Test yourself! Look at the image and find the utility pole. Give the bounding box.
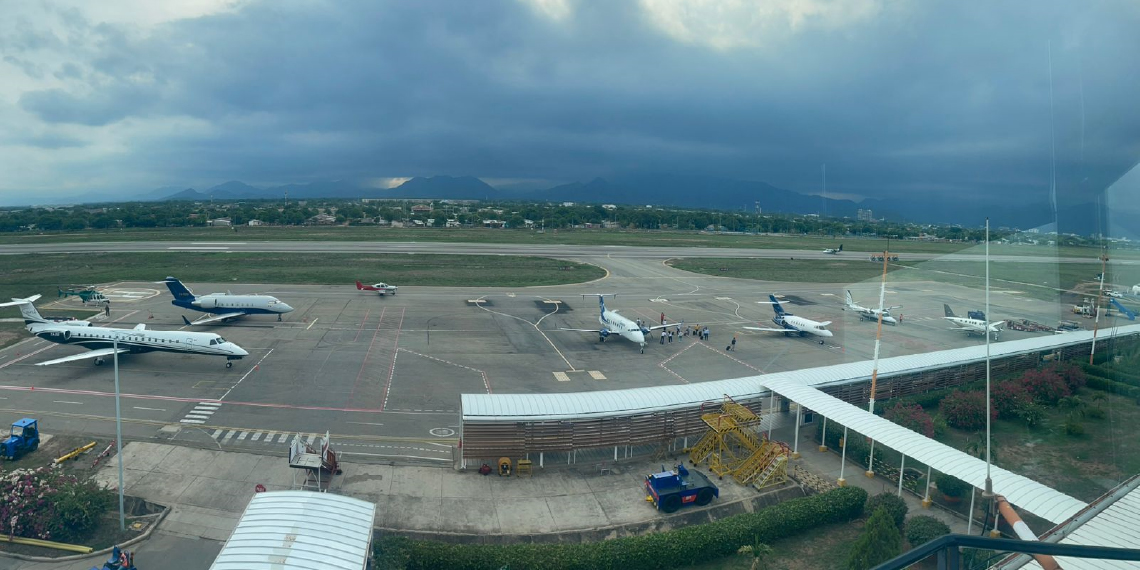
[864,235,893,478]
[114,337,125,531]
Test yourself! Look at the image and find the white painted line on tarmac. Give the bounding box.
[168,247,229,250]
[222,430,236,442]
[180,419,205,424]
[191,242,247,245]
[133,406,167,412]
[251,432,263,441]
[277,433,288,443]
[53,400,83,405]
[264,431,276,442]
[211,429,223,438]
[347,421,386,427]
[195,402,221,408]
[237,431,248,440]
[306,318,318,330]
[339,451,449,462]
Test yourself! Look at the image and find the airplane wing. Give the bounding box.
[643,323,676,331]
[184,312,249,326]
[34,347,129,367]
[991,321,1006,329]
[818,321,832,327]
[558,327,604,333]
[743,326,792,332]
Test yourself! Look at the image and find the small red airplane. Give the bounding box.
[356,281,398,296]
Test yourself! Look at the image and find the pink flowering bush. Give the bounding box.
[0,466,114,541]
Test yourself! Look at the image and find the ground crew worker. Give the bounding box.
[660,312,665,324]
[660,332,665,345]
[730,335,737,351]
[104,301,111,317]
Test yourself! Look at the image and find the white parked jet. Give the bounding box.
[844,290,899,325]
[823,244,843,255]
[943,304,1003,341]
[559,294,671,354]
[0,295,248,367]
[165,277,294,325]
[746,295,834,342]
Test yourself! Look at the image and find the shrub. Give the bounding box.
[992,381,1031,419]
[866,492,908,530]
[884,402,934,438]
[392,486,869,570]
[1014,402,1045,429]
[935,472,970,499]
[0,465,114,541]
[939,391,994,430]
[905,515,951,548]
[846,507,902,570]
[1087,406,1106,420]
[1020,369,1070,405]
[1053,363,1087,392]
[1064,415,1086,437]
[931,414,948,437]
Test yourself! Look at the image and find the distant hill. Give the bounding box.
[387,176,498,200]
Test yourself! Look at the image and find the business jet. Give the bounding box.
[164,277,294,325]
[823,244,843,255]
[0,295,248,367]
[559,294,672,354]
[943,304,1003,340]
[745,295,834,343]
[844,290,899,325]
[356,281,398,296]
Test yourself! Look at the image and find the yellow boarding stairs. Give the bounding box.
[687,398,788,487]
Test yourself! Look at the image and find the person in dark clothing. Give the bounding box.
[104,302,111,317]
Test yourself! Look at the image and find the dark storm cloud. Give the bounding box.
[12,0,1140,206]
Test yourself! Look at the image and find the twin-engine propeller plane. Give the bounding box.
[943,304,1003,341]
[745,295,834,343]
[823,244,843,255]
[844,290,899,325]
[0,295,248,367]
[356,281,398,296]
[164,277,293,325]
[560,294,672,354]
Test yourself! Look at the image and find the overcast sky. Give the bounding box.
[1,0,1138,208]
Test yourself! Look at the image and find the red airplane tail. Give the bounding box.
[355,281,364,290]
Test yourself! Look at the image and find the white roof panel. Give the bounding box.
[210,490,377,570]
[761,378,1086,525]
[463,325,1140,421]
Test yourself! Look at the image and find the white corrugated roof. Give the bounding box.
[209,490,377,570]
[1017,476,1140,569]
[761,378,1086,525]
[462,324,1140,421]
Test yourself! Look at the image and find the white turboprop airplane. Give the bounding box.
[943,304,1003,340]
[745,295,834,343]
[823,244,843,255]
[844,290,899,325]
[559,294,672,354]
[0,295,249,367]
[164,277,294,325]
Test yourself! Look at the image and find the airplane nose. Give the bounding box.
[281,304,294,313]
[228,343,249,356]
[821,330,834,337]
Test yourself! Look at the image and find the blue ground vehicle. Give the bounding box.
[90,546,137,570]
[644,464,719,513]
[1,418,40,460]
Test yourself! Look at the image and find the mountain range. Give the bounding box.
[138,174,1103,233]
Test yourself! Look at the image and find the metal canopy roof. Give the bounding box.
[761,377,1085,525]
[462,324,1140,422]
[209,490,377,570]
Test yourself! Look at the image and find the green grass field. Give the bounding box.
[0,252,605,350]
[667,258,1140,303]
[1,225,1127,259]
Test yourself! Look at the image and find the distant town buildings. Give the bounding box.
[857,209,874,222]
[207,218,232,226]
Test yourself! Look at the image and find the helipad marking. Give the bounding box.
[553,371,571,382]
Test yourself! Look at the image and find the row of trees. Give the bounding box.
[0,197,1056,242]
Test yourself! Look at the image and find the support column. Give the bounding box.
[767,392,776,440]
[614,446,618,461]
[922,466,932,508]
[819,417,828,452]
[865,439,876,478]
[967,487,977,535]
[539,452,544,468]
[792,404,802,459]
[897,455,906,496]
[838,426,849,487]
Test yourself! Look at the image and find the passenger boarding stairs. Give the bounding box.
[687,398,788,486]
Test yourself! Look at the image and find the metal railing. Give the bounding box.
[873,534,1140,570]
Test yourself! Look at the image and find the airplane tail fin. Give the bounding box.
[839,244,843,252]
[581,293,614,315]
[182,315,194,326]
[845,290,854,307]
[769,294,786,316]
[58,288,65,298]
[164,277,195,301]
[944,304,956,318]
[0,295,46,324]
[356,281,364,290]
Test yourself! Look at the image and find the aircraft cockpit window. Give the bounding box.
[216,337,227,344]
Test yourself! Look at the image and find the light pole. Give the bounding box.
[983,218,993,499]
[114,337,125,531]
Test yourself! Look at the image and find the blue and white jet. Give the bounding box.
[745,295,835,343]
[164,277,294,326]
[560,294,672,354]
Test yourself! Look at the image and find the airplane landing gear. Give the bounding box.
[226,361,233,368]
[819,340,825,345]
[277,314,282,322]
[94,357,105,366]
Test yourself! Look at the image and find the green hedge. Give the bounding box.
[1083,363,1140,389]
[375,486,868,570]
[905,379,986,410]
[1085,374,1140,399]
